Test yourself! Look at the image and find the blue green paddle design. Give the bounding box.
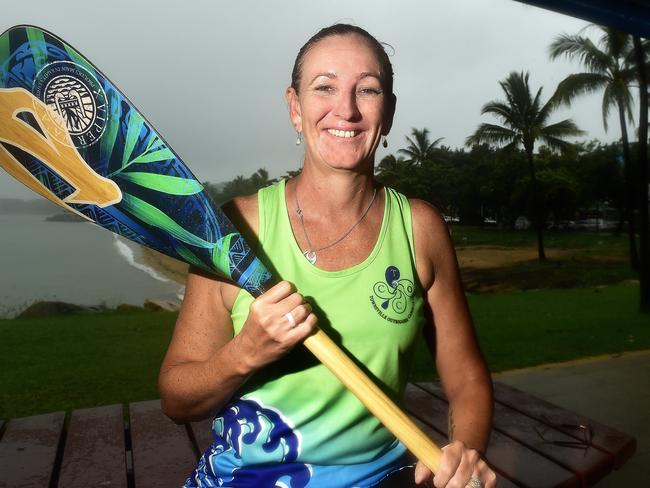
[0,24,271,296]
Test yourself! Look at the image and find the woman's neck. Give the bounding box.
[293,165,376,219]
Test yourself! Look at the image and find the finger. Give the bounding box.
[260,280,296,303]
[473,462,497,488]
[433,444,461,488]
[288,302,312,326]
[413,461,432,485]
[276,291,304,314]
[449,449,481,488]
[287,312,318,341]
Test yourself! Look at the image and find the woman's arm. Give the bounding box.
[159,195,317,424]
[158,269,250,423]
[410,199,495,487]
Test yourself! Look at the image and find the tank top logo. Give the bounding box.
[369,265,415,324]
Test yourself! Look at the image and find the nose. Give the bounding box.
[334,89,361,121]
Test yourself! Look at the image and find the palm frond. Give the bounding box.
[549,34,611,73]
[550,73,609,107]
[466,123,519,148]
[600,27,632,60]
[539,135,576,154]
[601,82,616,131]
[481,101,514,124]
[541,119,585,139]
[426,137,445,154]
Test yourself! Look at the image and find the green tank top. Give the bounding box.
[229,179,426,466]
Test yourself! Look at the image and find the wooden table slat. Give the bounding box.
[0,381,637,488]
[410,383,581,488]
[130,400,197,488]
[494,382,637,468]
[0,411,65,488]
[189,417,214,455]
[492,401,612,487]
[58,404,127,488]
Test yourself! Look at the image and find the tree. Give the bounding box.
[466,71,584,261]
[205,168,274,204]
[633,35,650,312]
[549,26,639,268]
[397,128,444,165]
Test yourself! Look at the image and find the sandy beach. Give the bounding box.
[139,247,189,285]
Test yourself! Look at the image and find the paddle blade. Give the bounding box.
[0,24,272,296]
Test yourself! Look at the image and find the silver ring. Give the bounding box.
[467,478,484,488]
[284,311,296,328]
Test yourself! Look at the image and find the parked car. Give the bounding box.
[482,217,497,226]
[574,218,618,231]
[514,216,530,230]
[443,215,460,223]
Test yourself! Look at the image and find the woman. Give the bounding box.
[159,24,495,488]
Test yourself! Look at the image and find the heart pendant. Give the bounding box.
[303,250,317,265]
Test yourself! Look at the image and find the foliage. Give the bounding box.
[465,71,584,154]
[397,128,444,165]
[376,135,630,230]
[549,26,636,131]
[204,168,275,205]
[464,71,584,260]
[549,25,644,272]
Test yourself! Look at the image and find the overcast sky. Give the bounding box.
[0,0,626,199]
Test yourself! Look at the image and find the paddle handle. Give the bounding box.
[303,328,442,472]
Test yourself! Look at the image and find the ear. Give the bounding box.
[382,93,397,136]
[286,86,302,133]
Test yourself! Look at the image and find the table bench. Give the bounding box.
[0,382,636,487]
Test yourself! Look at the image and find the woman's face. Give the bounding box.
[287,34,394,173]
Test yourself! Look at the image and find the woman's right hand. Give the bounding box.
[235,280,318,371]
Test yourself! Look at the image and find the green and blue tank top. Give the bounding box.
[185,179,426,488]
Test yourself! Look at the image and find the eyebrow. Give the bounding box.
[309,71,383,85]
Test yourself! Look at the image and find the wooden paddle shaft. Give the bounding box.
[303,328,442,472]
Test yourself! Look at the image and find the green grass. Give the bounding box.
[451,225,629,254]
[0,310,176,420]
[2,285,648,420]
[410,283,650,379]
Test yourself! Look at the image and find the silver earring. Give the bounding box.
[382,135,388,148]
[295,132,302,146]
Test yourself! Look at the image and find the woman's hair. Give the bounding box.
[290,24,394,96]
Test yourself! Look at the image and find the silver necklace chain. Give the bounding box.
[294,178,378,265]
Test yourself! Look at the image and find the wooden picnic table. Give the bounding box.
[0,381,636,487]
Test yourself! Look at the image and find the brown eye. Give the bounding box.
[359,87,382,96]
[315,85,335,93]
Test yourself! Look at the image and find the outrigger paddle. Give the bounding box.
[0,25,442,471]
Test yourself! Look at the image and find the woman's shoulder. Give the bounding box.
[222,192,260,242]
[407,197,456,290]
[222,180,285,242]
[408,198,450,244]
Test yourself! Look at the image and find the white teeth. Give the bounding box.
[328,129,358,138]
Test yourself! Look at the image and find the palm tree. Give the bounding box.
[375,153,407,188]
[549,26,639,268]
[398,128,444,165]
[466,71,584,261]
[633,35,650,312]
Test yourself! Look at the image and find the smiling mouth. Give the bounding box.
[327,129,359,138]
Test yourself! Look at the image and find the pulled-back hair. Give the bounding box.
[290,24,394,96]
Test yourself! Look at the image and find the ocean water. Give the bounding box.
[0,213,185,318]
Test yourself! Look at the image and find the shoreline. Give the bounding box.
[137,246,189,286]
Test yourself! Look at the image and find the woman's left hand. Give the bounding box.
[413,441,497,488]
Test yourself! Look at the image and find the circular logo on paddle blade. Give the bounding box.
[33,61,107,148]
